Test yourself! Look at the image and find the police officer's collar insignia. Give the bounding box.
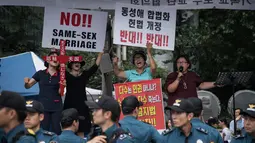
[196,139,203,143]
[173,99,181,106]
[26,101,33,107]
[196,127,208,134]
[43,131,55,136]
[162,128,174,136]
[27,129,35,135]
[119,134,127,140]
[234,134,244,139]
[39,141,46,143]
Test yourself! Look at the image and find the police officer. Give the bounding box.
[58,108,86,143]
[0,90,36,143]
[119,95,163,143]
[163,98,211,142]
[188,97,224,143]
[86,96,134,143]
[231,101,255,143]
[24,100,59,143]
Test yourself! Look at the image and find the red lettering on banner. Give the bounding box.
[137,32,143,44]
[129,31,136,43]
[146,33,154,43]
[155,34,162,47]
[163,35,169,47]
[120,30,128,42]
[60,12,92,28]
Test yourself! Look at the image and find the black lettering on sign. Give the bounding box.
[131,0,140,5]
[81,32,97,40]
[52,29,77,38]
[51,38,97,49]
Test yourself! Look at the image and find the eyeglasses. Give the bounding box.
[177,62,188,64]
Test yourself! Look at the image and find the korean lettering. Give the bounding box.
[137,9,144,18]
[163,12,170,21]
[219,0,229,4]
[122,7,128,16]
[74,56,80,62]
[138,108,143,117]
[131,0,140,5]
[155,11,162,20]
[167,0,176,5]
[149,106,156,116]
[120,30,128,42]
[137,20,143,29]
[129,8,137,17]
[119,85,129,95]
[138,95,147,104]
[204,0,213,4]
[129,19,136,28]
[155,34,163,46]
[46,56,51,61]
[146,33,154,43]
[178,0,188,4]
[155,22,161,31]
[148,10,155,20]
[143,107,149,116]
[133,84,143,94]
[141,0,151,5]
[153,0,161,6]
[147,21,154,30]
[128,31,136,44]
[193,0,203,5]
[230,0,242,5]
[69,57,74,61]
[52,56,57,61]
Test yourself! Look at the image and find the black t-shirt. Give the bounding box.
[32,69,62,111]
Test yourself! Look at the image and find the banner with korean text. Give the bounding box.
[114,79,165,130]
[1,0,255,10]
[113,3,177,50]
[42,7,108,52]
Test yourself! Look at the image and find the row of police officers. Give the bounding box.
[0,90,255,143]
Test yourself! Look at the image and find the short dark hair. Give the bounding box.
[235,108,242,112]
[103,109,119,122]
[6,108,27,123]
[193,111,202,118]
[175,55,192,69]
[61,120,78,129]
[219,118,229,127]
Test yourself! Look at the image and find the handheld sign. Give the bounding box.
[43,40,83,96]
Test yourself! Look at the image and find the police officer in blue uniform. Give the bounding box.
[163,98,211,143]
[86,96,134,143]
[24,100,59,143]
[231,101,255,143]
[188,97,224,143]
[0,91,36,143]
[119,95,163,143]
[58,108,86,143]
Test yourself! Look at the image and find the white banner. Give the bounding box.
[0,0,255,10]
[113,3,176,50]
[42,7,108,52]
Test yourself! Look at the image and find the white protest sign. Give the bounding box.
[42,7,108,52]
[1,0,255,10]
[113,3,177,50]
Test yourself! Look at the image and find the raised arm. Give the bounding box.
[24,77,37,89]
[146,42,156,75]
[112,56,127,79]
[166,72,183,93]
[85,52,103,78]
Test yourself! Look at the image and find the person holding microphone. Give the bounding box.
[164,55,217,106]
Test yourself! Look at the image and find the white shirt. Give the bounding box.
[222,127,232,142]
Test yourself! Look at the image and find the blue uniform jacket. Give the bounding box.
[162,124,211,143]
[104,123,134,143]
[35,128,59,143]
[59,130,85,143]
[119,116,163,143]
[191,118,224,143]
[230,132,255,143]
[6,124,36,143]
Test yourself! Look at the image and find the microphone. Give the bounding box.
[179,66,183,72]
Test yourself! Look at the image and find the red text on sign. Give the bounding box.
[120,30,143,44]
[146,33,169,47]
[60,12,92,28]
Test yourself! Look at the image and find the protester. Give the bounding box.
[163,98,211,142]
[230,101,255,143]
[24,49,62,134]
[229,108,244,134]
[24,100,59,142]
[0,91,36,143]
[120,95,163,143]
[113,43,156,82]
[208,117,219,128]
[86,96,134,143]
[164,55,218,106]
[188,97,224,143]
[64,52,103,138]
[219,118,232,143]
[59,108,86,143]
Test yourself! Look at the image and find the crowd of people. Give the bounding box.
[0,43,254,143]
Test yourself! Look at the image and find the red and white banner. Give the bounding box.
[42,7,108,52]
[113,3,176,50]
[114,79,165,130]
